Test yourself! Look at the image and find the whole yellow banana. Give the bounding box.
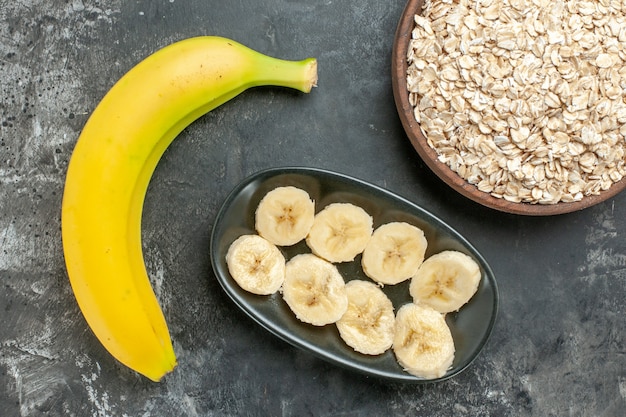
[61,36,317,381]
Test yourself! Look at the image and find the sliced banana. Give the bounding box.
[282,253,348,326]
[305,202,373,263]
[226,234,286,295]
[361,222,428,285]
[393,303,455,379]
[336,280,395,355]
[409,250,481,313]
[255,186,315,246]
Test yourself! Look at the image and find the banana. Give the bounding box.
[255,186,315,246]
[336,280,395,355]
[361,222,428,285]
[61,36,318,381]
[305,203,373,263]
[281,254,348,326]
[226,235,286,295]
[392,303,455,379]
[409,250,481,314]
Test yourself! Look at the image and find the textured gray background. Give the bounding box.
[1,0,625,416]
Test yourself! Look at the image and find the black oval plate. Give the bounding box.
[210,167,498,382]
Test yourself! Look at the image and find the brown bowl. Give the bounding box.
[391,0,626,216]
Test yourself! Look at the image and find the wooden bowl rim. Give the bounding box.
[391,0,626,216]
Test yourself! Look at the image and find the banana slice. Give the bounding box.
[336,280,395,355]
[306,202,373,263]
[409,250,481,313]
[361,222,428,285]
[225,234,286,295]
[255,186,315,246]
[282,253,348,326]
[393,303,455,379]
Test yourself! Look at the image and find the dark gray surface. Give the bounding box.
[0,1,624,416]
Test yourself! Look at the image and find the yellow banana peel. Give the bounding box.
[61,36,317,381]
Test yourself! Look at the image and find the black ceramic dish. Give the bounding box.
[210,167,498,382]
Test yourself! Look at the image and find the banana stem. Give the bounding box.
[249,54,318,93]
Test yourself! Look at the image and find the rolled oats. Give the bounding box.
[407,0,626,204]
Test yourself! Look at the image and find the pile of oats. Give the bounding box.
[407,0,626,204]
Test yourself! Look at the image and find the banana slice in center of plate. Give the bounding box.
[281,253,348,326]
[306,202,373,263]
